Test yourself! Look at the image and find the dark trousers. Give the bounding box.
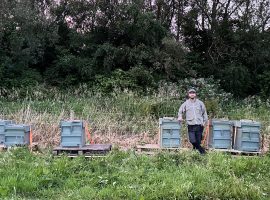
[188,125,206,154]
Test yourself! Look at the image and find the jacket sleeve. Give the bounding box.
[178,102,186,121]
[201,102,208,124]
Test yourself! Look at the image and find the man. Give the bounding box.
[178,89,208,154]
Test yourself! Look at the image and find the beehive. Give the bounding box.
[60,120,85,147]
[159,117,181,148]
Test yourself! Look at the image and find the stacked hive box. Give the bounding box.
[159,117,181,148]
[208,120,232,149]
[4,125,31,147]
[207,119,261,152]
[233,120,261,152]
[53,120,112,156]
[60,120,85,147]
[0,120,14,145]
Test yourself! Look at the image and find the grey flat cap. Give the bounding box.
[188,88,196,93]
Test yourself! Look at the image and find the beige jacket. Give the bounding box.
[178,99,208,125]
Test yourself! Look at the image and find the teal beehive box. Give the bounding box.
[233,120,261,152]
[0,120,14,144]
[159,117,181,148]
[208,119,232,149]
[60,120,85,147]
[4,124,30,146]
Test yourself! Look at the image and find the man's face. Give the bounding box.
[188,92,196,99]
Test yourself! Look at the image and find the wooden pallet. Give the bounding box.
[136,144,160,155]
[0,143,39,151]
[136,144,188,155]
[136,145,262,156]
[208,148,262,156]
[52,144,112,157]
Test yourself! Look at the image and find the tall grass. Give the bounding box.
[0,80,270,148]
[0,80,270,199]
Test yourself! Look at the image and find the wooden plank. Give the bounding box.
[66,155,107,158]
[136,151,156,156]
[136,144,160,150]
[52,144,112,157]
[136,144,190,150]
[209,148,262,155]
[54,144,112,151]
[160,147,182,150]
[208,148,233,152]
[53,155,106,158]
[136,144,189,156]
[82,144,112,151]
[230,150,262,155]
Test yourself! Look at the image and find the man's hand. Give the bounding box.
[178,119,184,124]
[203,120,209,127]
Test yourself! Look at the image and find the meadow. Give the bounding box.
[0,80,269,149]
[0,79,270,199]
[0,148,270,200]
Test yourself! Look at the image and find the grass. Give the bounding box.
[0,148,269,200]
[0,80,270,199]
[0,83,270,148]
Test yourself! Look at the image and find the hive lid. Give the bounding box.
[159,117,178,124]
[60,120,85,127]
[0,120,14,125]
[5,124,30,132]
[233,120,261,127]
[211,119,232,125]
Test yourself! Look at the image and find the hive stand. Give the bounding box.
[52,144,112,157]
[208,148,262,156]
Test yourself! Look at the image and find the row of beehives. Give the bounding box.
[159,117,261,152]
[0,120,87,148]
[0,118,261,152]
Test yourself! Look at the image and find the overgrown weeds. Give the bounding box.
[0,80,270,148]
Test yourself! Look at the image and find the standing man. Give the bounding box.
[178,89,208,154]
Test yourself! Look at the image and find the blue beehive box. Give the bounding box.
[208,120,232,149]
[159,117,181,148]
[233,120,261,152]
[60,120,85,147]
[4,124,31,147]
[0,120,14,144]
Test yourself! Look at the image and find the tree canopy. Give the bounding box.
[0,0,270,97]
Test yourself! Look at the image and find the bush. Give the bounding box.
[93,68,155,94]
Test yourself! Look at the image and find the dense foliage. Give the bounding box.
[0,0,270,97]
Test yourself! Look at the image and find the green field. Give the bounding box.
[0,82,270,199]
[1,0,270,199]
[0,149,269,200]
